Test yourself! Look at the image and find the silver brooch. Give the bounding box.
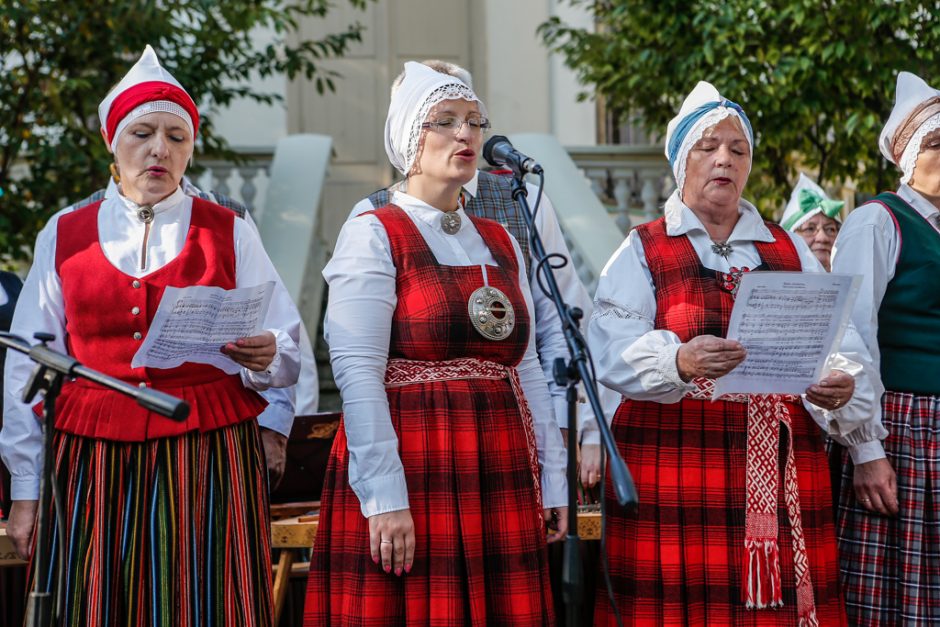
[440,211,461,235]
[711,241,733,258]
[137,205,155,224]
[468,286,515,341]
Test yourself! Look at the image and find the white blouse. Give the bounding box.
[581,191,887,464]
[349,170,593,430]
[325,191,567,518]
[0,187,302,500]
[831,184,940,373]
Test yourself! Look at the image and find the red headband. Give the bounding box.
[105,81,199,144]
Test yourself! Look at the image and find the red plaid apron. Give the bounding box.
[594,219,845,626]
[305,206,554,626]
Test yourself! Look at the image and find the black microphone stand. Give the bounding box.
[0,331,189,627]
[505,173,637,626]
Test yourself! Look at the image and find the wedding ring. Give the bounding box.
[380,540,393,544]
[860,497,871,502]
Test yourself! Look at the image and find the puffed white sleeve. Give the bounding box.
[233,219,302,390]
[0,218,67,500]
[789,231,888,464]
[323,215,409,517]
[507,229,567,509]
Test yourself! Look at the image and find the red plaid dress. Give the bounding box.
[304,205,554,626]
[595,218,845,626]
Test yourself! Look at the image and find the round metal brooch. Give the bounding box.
[468,286,515,341]
[137,205,155,224]
[440,211,461,235]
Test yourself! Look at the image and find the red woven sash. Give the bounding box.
[686,378,818,626]
[384,357,543,510]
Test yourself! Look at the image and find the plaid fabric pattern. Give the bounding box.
[304,205,554,625]
[635,217,801,341]
[368,170,532,275]
[30,421,273,626]
[596,223,845,625]
[835,391,940,626]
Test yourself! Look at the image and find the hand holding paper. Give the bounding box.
[220,331,277,372]
[131,282,275,374]
[713,271,860,397]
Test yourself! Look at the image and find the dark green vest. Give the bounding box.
[367,170,532,276]
[874,192,940,395]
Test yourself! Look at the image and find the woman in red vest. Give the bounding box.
[0,46,301,626]
[581,81,885,626]
[303,62,567,625]
[831,70,940,625]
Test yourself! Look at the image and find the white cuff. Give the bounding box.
[658,343,690,389]
[540,467,568,509]
[848,439,887,465]
[354,472,410,518]
[11,474,40,501]
[553,396,572,431]
[256,400,294,437]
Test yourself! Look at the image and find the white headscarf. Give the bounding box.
[879,71,940,185]
[383,61,484,176]
[664,81,754,195]
[98,45,197,152]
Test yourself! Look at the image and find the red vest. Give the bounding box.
[49,197,267,441]
[635,218,802,340]
[370,205,530,366]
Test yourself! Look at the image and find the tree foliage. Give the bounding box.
[0,0,368,263]
[540,0,940,214]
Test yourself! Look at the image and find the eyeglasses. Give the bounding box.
[421,116,491,136]
[796,223,839,237]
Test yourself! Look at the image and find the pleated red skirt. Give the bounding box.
[304,375,554,626]
[595,397,846,626]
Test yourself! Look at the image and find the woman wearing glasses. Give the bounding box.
[303,62,567,625]
[781,173,844,271]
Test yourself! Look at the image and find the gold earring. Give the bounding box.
[109,163,121,183]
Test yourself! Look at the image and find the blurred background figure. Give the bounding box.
[781,173,844,271]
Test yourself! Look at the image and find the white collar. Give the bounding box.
[462,170,480,199]
[898,184,940,221]
[663,189,774,242]
[391,190,469,234]
[115,185,187,217]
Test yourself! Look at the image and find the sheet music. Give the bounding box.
[713,272,860,397]
[131,282,275,374]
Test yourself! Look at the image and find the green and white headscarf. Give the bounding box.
[780,173,843,232]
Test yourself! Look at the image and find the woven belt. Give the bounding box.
[385,357,543,511]
[686,378,818,626]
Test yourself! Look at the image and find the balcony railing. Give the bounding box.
[566,144,673,233]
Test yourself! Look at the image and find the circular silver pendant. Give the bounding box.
[137,205,155,224]
[440,211,461,235]
[468,286,515,341]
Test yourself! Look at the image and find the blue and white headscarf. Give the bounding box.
[664,81,754,195]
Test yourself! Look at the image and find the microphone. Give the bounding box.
[482,135,543,175]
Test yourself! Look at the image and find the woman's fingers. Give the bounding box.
[580,444,601,487]
[220,331,276,371]
[380,536,394,573]
[368,509,415,576]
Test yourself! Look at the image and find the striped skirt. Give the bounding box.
[32,420,273,627]
[597,397,845,626]
[836,390,940,626]
[304,371,554,626]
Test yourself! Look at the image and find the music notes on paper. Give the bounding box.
[131,282,275,374]
[713,272,860,397]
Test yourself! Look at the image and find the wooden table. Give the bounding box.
[0,526,25,568]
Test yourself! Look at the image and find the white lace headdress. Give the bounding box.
[384,61,485,176]
[879,71,940,185]
[664,81,754,195]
